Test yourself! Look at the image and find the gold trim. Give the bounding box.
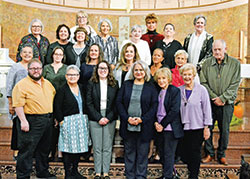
[27,0,234,11]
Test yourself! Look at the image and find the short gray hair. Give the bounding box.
[126,60,151,82]
[174,49,188,59]
[193,15,207,26]
[28,19,44,33]
[213,39,227,49]
[98,19,113,32]
[66,65,80,74]
[179,63,197,77]
[131,25,142,33]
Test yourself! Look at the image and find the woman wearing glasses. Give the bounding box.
[86,61,119,179]
[16,19,49,64]
[54,65,89,179]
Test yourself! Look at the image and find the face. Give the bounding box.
[53,49,64,63]
[131,27,142,40]
[212,41,226,61]
[152,49,164,64]
[195,17,205,33]
[164,24,175,37]
[133,64,145,81]
[59,26,69,40]
[76,31,86,42]
[66,69,80,84]
[157,74,169,90]
[28,62,43,81]
[175,54,187,68]
[98,62,109,80]
[124,45,135,62]
[182,69,195,86]
[146,20,157,31]
[77,14,88,26]
[89,45,100,60]
[20,47,33,62]
[31,21,42,35]
[100,21,110,35]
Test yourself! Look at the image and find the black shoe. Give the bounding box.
[104,176,110,179]
[36,172,56,179]
[72,171,87,179]
[94,176,101,179]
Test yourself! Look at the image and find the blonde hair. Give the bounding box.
[179,63,197,77]
[154,67,172,84]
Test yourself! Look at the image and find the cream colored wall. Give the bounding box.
[0,1,247,60]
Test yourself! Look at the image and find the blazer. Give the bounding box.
[116,80,158,142]
[86,80,119,122]
[159,85,184,139]
[53,83,87,122]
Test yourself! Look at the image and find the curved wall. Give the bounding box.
[0,1,247,59]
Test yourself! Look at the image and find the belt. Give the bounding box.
[26,113,53,118]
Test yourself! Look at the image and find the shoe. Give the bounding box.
[36,172,56,178]
[104,176,110,179]
[94,176,101,179]
[202,155,214,163]
[218,157,228,165]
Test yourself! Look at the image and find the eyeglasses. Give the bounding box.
[66,74,79,77]
[32,25,41,28]
[54,53,64,56]
[28,67,42,71]
[98,67,108,71]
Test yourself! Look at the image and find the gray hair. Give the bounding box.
[193,15,207,26]
[174,49,188,59]
[131,25,142,33]
[213,39,227,49]
[66,65,80,74]
[28,19,44,33]
[179,63,197,77]
[126,60,151,82]
[98,19,113,32]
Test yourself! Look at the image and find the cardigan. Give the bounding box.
[53,83,87,122]
[64,44,89,66]
[158,85,184,139]
[86,80,119,122]
[116,80,158,142]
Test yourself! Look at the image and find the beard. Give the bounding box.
[28,72,42,81]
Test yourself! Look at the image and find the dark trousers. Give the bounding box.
[158,131,178,179]
[62,152,81,177]
[11,116,18,150]
[181,129,203,179]
[50,124,59,158]
[124,134,150,179]
[16,114,53,179]
[204,103,234,159]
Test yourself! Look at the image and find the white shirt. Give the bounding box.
[100,79,107,110]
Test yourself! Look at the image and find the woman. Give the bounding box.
[179,63,212,179]
[154,68,184,179]
[65,27,89,67]
[154,23,183,69]
[150,48,165,76]
[6,45,33,160]
[92,19,118,69]
[54,65,89,179]
[114,43,140,87]
[46,24,73,65]
[43,46,67,161]
[16,19,49,64]
[120,25,151,66]
[70,10,97,44]
[79,43,103,89]
[116,60,158,179]
[183,15,213,69]
[86,61,119,179]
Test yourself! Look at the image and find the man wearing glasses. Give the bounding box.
[12,59,56,179]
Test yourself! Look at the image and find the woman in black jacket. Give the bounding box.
[86,61,119,179]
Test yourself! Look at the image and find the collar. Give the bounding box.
[211,53,228,66]
[146,30,158,35]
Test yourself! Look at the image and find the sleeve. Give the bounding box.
[6,66,16,97]
[53,88,65,122]
[201,86,213,126]
[116,83,129,122]
[12,83,26,108]
[144,41,152,66]
[160,88,181,128]
[112,38,119,65]
[16,37,26,62]
[204,36,214,59]
[106,84,119,122]
[45,45,53,65]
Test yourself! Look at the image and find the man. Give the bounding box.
[141,13,164,54]
[200,39,241,165]
[12,59,56,178]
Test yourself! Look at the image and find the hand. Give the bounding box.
[128,117,136,125]
[54,119,58,127]
[9,105,15,115]
[212,97,225,106]
[21,119,29,132]
[99,118,109,126]
[155,122,163,132]
[203,127,210,140]
[135,117,142,125]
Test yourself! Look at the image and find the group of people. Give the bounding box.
[6,10,241,179]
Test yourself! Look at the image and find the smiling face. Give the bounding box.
[124,45,135,62]
[76,31,86,42]
[100,21,110,35]
[164,24,175,38]
[195,17,205,34]
[77,13,88,26]
[59,26,69,41]
[31,21,42,36]
[182,69,195,86]
[146,20,157,31]
[20,46,33,62]
[131,27,142,41]
[98,62,109,80]
[66,69,80,85]
[175,54,187,68]
[152,49,164,65]
[157,74,169,90]
[89,45,100,60]
[28,62,43,81]
[133,64,145,81]
[53,49,64,63]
